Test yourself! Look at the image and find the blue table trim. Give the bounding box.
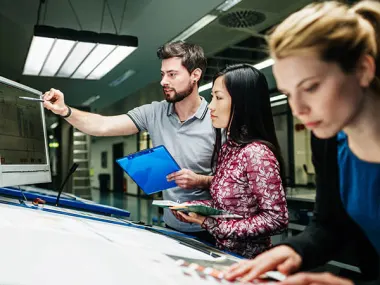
[0,197,188,238]
[0,187,130,217]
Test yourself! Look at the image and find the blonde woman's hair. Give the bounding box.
[269,0,380,92]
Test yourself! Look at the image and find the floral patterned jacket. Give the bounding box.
[190,140,288,258]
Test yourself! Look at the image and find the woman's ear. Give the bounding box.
[356,54,376,88]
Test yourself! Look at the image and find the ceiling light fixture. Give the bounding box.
[270,94,287,102]
[216,0,243,12]
[171,14,218,42]
[271,100,287,107]
[253,58,274,70]
[82,95,101,106]
[170,0,242,43]
[50,122,59,129]
[199,82,213,93]
[199,58,274,93]
[109,69,136,87]
[23,25,138,80]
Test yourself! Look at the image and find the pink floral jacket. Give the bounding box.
[191,140,288,258]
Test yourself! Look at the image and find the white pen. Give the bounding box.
[19,96,45,102]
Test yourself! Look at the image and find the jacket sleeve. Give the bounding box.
[281,134,349,270]
[201,146,288,240]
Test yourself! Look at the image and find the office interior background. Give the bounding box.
[0,0,357,242]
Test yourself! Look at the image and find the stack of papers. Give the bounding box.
[152,200,243,218]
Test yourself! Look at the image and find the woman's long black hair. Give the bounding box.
[211,64,286,183]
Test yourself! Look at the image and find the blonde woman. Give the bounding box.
[225,1,380,285]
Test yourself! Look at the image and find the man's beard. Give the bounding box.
[164,81,196,103]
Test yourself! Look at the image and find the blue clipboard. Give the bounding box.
[116,145,181,194]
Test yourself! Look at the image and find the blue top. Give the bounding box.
[337,132,380,254]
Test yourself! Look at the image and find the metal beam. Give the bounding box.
[230,45,268,53]
[209,56,257,64]
[205,65,220,69]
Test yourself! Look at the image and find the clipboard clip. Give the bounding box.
[128,148,154,159]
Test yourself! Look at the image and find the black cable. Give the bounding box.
[43,0,48,24]
[67,0,83,30]
[55,163,78,206]
[18,185,28,202]
[105,0,118,34]
[119,0,128,34]
[100,0,106,33]
[36,0,44,25]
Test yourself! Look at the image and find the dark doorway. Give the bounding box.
[112,143,124,193]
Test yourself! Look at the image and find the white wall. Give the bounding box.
[90,135,138,195]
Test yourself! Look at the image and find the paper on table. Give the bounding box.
[0,203,234,285]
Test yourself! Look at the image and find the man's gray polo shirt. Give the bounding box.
[127,98,215,232]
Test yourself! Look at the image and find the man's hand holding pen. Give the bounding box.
[42,88,68,116]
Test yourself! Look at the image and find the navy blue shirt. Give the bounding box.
[338,132,380,254]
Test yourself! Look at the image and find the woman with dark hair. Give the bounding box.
[172,64,288,258]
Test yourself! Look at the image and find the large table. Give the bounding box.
[0,191,248,285]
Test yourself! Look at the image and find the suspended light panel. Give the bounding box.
[23,25,138,80]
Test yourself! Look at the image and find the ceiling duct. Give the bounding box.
[219,10,266,29]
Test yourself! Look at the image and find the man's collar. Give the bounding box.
[167,97,208,120]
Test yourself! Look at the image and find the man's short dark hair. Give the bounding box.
[157,41,207,86]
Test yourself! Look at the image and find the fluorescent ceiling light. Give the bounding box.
[23,37,54,75]
[171,14,217,42]
[271,100,287,107]
[253,58,274,70]
[72,44,115,79]
[74,132,86,137]
[199,58,274,93]
[82,95,100,106]
[50,122,58,129]
[109,69,136,87]
[270,94,287,102]
[23,25,138,80]
[89,47,136,80]
[40,39,75,76]
[199,82,213,93]
[57,42,96,78]
[216,0,243,12]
